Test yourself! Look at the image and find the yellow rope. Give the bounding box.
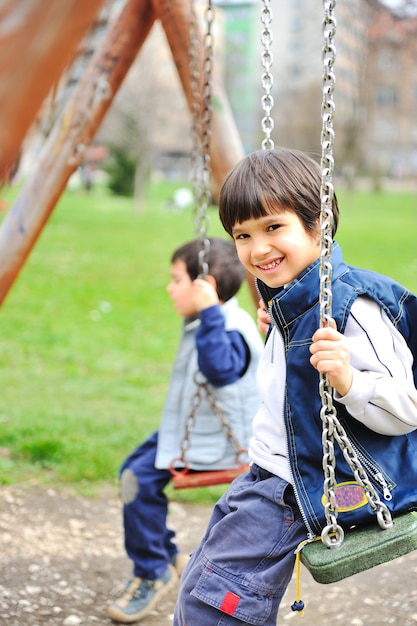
[292,536,328,615]
[291,545,305,615]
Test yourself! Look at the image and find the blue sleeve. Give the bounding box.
[195,304,250,387]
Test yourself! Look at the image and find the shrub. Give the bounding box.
[104,146,136,196]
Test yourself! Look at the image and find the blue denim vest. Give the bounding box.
[257,243,417,537]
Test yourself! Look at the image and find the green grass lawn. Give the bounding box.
[0,181,416,501]
[336,188,417,292]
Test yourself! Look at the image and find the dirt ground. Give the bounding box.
[1,484,417,626]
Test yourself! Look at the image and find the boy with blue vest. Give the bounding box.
[174,148,417,625]
[108,237,263,623]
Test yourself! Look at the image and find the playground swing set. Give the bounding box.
[168,0,417,596]
[1,0,417,597]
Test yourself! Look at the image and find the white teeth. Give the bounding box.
[260,260,280,270]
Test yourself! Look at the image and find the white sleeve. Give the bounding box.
[335,295,417,435]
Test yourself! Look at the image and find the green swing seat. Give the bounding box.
[300,511,417,584]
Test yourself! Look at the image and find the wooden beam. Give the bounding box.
[0,0,106,175]
[150,0,244,190]
[0,0,246,308]
[150,0,257,305]
[0,0,155,306]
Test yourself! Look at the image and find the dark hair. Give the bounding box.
[219,148,339,238]
[171,237,246,302]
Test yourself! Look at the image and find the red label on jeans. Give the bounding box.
[220,591,240,615]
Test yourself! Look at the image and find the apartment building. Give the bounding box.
[364,6,417,175]
[93,0,417,179]
[218,0,417,176]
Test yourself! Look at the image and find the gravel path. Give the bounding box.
[1,485,417,625]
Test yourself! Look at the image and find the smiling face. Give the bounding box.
[232,209,321,288]
[219,150,340,288]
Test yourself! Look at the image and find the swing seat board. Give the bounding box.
[300,511,417,584]
[172,465,249,489]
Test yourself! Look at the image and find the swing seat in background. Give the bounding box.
[170,463,249,489]
[300,511,417,584]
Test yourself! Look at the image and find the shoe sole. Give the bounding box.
[108,565,178,623]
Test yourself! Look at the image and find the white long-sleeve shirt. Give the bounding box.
[249,295,417,484]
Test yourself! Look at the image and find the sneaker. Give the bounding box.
[108,564,178,623]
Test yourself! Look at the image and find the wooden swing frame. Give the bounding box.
[0,0,245,309]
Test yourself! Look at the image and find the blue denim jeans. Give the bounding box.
[174,465,308,625]
[120,431,176,579]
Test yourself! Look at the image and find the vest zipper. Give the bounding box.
[291,478,318,541]
[350,444,393,501]
[257,281,321,539]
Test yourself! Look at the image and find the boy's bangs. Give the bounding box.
[220,171,268,234]
[234,188,268,224]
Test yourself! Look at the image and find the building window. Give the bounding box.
[375,86,398,107]
[377,49,400,73]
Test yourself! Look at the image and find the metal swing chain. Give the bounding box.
[174,2,244,472]
[318,0,340,547]
[260,0,274,150]
[189,0,203,206]
[178,373,246,468]
[318,1,393,549]
[189,0,214,277]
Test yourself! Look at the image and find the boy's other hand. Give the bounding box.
[192,276,219,311]
[257,299,270,336]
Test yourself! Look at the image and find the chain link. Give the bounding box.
[189,1,202,209]
[260,0,274,149]
[189,0,213,277]
[318,0,392,548]
[177,372,246,469]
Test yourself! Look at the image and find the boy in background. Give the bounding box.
[108,237,263,623]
